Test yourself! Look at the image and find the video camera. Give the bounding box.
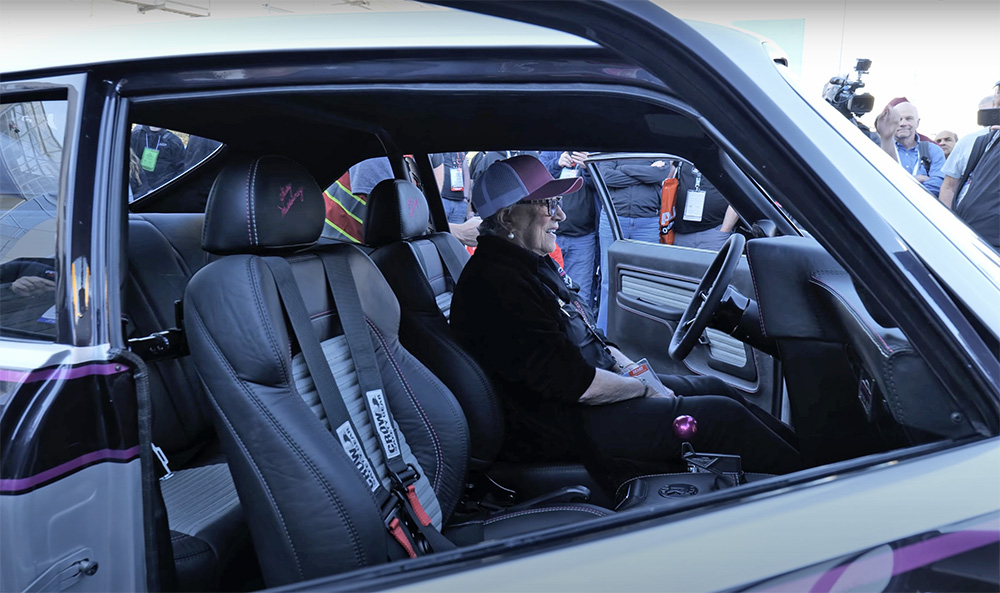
[824,58,875,120]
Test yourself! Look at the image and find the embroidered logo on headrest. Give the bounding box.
[278,183,304,217]
[406,196,419,219]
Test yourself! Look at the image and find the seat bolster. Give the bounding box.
[372,243,503,471]
[371,243,444,316]
[376,331,471,520]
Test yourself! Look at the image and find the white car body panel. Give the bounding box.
[394,439,1000,592]
[2,11,595,75]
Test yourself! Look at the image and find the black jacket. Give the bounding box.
[674,163,729,233]
[451,235,616,461]
[539,151,598,237]
[595,159,670,219]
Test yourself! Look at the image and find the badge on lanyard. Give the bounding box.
[559,167,579,179]
[683,190,706,221]
[683,169,705,222]
[449,167,464,191]
[141,147,160,172]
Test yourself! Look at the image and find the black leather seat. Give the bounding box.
[183,155,610,587]
[126,213,253,591]
[363,179,609,506]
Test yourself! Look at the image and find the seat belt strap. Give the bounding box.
[426,233,468,289]
[318,253,456,553]
[318,253,416,488]
[261,257,421,559]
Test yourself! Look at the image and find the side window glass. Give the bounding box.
[1,98,67,341]
[128,124,222,202]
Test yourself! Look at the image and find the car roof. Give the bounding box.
[1,8,595,75]
[1,6,777,195]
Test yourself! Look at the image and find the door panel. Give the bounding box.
[1,76,149,591]
[606,239,776,405]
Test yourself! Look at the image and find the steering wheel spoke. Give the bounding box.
[668,234,746,361]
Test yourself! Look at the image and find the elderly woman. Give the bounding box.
[450,155,800,490]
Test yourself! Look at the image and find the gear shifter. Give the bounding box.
[672,414,698,440]
[673,414,745,485]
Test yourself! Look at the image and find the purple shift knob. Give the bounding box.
[673,415,698,440]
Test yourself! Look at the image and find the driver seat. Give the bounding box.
[363,178,610,506]
[183,155,611,587]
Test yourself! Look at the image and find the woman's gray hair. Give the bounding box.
[478,208,513,237]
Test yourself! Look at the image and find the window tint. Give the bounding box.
[128,125,222,202]
[1,99,67,341]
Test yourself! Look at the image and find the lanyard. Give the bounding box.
[144,132,163,152]
[541,275,621,370]
[693,168,702,191]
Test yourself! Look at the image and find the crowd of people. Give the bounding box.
[871,81,999,249]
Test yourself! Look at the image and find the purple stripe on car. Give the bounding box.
[0,363,125,384]
[761,516,1000,593]
[0,446,141,492]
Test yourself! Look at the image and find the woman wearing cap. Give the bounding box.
[450,155,800,491]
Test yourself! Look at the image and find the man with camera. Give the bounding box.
[873,100,945,197]
[939,88,1000,209]
[940,82,1000,250]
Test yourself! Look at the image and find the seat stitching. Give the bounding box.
[247,158,262,246]
[484,506,609,525]
[173,548,215,563]
[745,252,767,338]
[810,274,899,355]
[253,258,291,386]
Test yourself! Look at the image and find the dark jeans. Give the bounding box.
[574,375,801,493]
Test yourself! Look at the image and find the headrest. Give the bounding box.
[362,179,430,246]
[202,155,324,255]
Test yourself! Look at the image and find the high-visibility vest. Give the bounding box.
[323,171,366,244]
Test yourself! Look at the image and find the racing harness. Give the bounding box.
[262,255,455,560]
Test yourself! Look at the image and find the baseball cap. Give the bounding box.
[471,154,583,219]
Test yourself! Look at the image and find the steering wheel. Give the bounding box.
[668,233,746,361]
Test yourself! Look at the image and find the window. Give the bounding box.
[128,125,222,202]
[0,98,67,341]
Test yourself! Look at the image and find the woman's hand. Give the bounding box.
[578,368,648,405]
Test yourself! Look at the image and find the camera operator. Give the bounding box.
[942,82,1000,250]
[940,89,1000,209]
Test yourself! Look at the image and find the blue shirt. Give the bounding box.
[893,135,945,197]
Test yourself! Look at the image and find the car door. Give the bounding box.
[0,74,150,592]
[587,152,783,411]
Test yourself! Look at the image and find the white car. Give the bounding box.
[1,3,997,592]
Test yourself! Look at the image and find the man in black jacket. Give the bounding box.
[129,125,185,196]
[595,158,670,330]
[539,151,599,310]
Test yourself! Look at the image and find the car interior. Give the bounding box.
[101,73,990,591]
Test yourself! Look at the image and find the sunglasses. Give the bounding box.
[519,196,563,217]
